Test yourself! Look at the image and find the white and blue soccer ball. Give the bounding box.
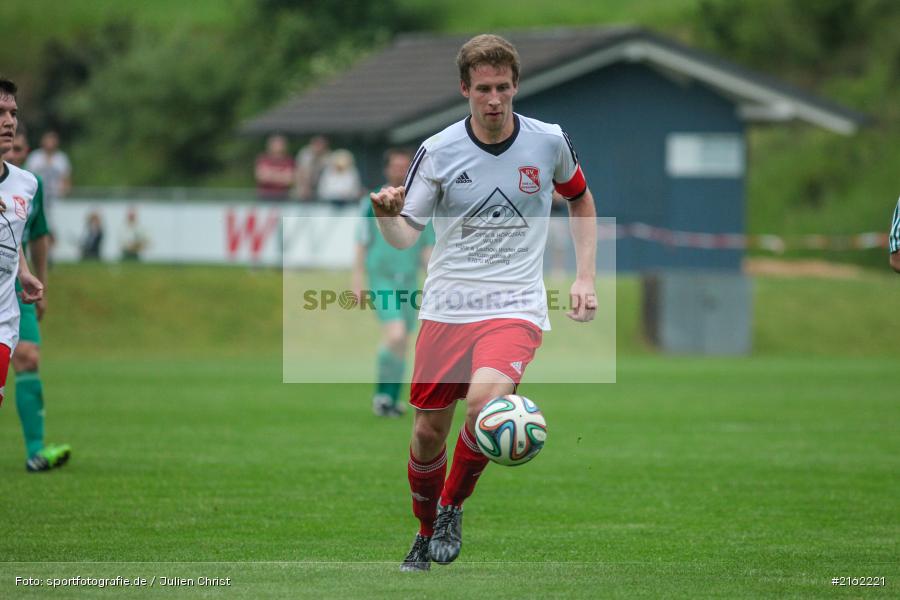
[474,395,547,466]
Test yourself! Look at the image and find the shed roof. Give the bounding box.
[243,27,867,140]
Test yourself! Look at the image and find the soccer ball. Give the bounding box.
[474,395,547,466]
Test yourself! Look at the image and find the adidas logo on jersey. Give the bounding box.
[454,171,473,184]
[510,361,523,374]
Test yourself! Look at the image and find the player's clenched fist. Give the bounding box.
[370,185,406,217]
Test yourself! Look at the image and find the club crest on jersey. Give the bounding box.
[13,196,27,219]
[518,166,540,194]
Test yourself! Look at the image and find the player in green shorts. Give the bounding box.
[6,131,71,472]
[353,148,434,417]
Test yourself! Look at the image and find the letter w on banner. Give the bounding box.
[225,208,280,262]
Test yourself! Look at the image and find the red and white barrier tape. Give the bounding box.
[596,223,888,252]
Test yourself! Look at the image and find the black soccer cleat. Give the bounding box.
[400,533,431,572]
[428,504,463,565]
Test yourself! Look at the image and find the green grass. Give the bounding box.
[0,264,898,597]
[43,264,282,359]
[751,273,900,356]
[1,357,897,597]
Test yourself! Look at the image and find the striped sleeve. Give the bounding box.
[399,145,438,231]
[553,130,587,201]
[890,197,900,254]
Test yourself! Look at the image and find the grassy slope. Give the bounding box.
[40,263,900,360]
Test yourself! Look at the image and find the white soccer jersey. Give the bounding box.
[0,162,36,350]
[401,113,587,330]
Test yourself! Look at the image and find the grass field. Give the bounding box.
[1,264,898,598]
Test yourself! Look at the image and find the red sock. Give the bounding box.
[0,343,10,407]
[408,446,447,537]
[440,425,490,507]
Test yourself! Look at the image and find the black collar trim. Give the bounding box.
[0,162,9,184]
[465,113,520,156]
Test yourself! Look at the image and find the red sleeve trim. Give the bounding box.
[553,165,587,200]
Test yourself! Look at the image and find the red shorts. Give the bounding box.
[409,319,543,411]
[0,343,10,407]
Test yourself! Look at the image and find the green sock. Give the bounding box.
[15,371,45,459]
[376,347,406,405]
[384,381,402,405]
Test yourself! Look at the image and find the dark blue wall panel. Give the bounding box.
[516,62,745,271]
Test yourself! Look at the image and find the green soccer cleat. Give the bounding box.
[26,443,72,473]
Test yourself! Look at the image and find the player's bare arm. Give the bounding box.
[370,185,421,249]
[567,188,598,322]
[351,243,366,301]
[17,247,43,304]
[31,235,50,319]
[890,251,900,273]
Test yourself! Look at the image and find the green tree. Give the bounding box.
[695,0,900,266]
[59,0,436,185]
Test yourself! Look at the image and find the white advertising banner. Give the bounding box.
[51,201,359,268]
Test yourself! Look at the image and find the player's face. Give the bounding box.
[267,134,287,156]
[42,131,59,152]
[461,64,517,138]
[384,153,411,187]
[5,135,28,167]
[0,95,17,157]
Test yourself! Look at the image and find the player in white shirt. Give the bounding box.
[0,79,45,407]
[890,196,900,273]
[370,35,597,570]
[24,130,71,205]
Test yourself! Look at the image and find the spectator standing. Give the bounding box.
[121,208,149,261]
[24,130,71,225]
[294,135,330,201]
[81,213,103,260]
[254,134,295,201]
[317,149,362,208]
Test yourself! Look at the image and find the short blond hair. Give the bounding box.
[456,34,521,88]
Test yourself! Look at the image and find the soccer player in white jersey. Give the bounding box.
[0,78,46,409]
[370,35,598,570]
[889,197,900,273]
